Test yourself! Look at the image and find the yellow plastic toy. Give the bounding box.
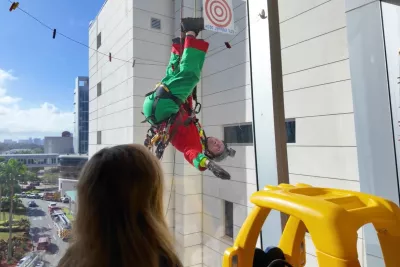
[223,183,400,267]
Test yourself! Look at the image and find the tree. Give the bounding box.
[24,171,38,182]
[43,172,59,184]
[0,158,6,228]
[0,159,26,260]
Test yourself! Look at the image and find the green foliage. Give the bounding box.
[43,172,59,184]
[0,143,44,154]
[23,171,38,182]
[0,159,28,261]
[31,147,44,154]
[1,184,22,197]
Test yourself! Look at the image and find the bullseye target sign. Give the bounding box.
[203,0,235,35]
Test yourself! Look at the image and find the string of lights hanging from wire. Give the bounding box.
[7,0,258,66]
[7,0,168,67]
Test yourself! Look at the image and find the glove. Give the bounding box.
[207,160,230,180]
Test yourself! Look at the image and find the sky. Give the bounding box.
[0,0,105,141]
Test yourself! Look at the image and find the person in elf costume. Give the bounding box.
[142,17,235,180]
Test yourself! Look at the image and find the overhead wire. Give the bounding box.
[207,26,248,54]
[6,0,262,65]
[205,15,263,58]
[5,0,167,67]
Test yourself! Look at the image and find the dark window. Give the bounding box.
[97,131,102,145]
[285,119,296,143]
[97,82,102,97]
[224,200,233,238]
[97,32,102,49]
[224,124,253,145]
[59,157,88,167]
[151,18,161,30]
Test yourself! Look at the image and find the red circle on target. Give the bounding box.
[205,0,232,28]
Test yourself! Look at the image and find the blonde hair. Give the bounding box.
[58,144,181,267]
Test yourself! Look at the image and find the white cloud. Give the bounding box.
[0,69,21,104]
[0,68,73,140]
[0,69,17,83]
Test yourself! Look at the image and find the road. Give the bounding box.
[22,199,70,267]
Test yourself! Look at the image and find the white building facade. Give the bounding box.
[58,178,78,197]
[88,0,400,266]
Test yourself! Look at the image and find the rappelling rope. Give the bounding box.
[165,0,185,218]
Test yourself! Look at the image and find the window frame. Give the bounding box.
[97,131,102,145]
[285,118,296,144]
[97,82,102,97]
[223,200,234,239]
[97,32,102,49]
[223,123,254,146]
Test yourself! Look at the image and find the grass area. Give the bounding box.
[0,213,26,224]
[62,207,74,221]
[0,231,24,240]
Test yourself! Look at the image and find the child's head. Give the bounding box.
[76,144,164,222]
[62,144,181,267]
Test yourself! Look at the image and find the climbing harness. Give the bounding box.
[143,97,201,160]
[141,83,184,125]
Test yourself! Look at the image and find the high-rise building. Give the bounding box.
[88,1,400,266]
[44,136,73,154]
[73,76,89,154]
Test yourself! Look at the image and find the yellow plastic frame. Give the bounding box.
[223,183,400,267]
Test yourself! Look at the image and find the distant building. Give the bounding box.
[58,154,88,179]
[18,139,31,144]
[73,76,89,154]
[3,139,13,144]
[44,137,73,154]
[58,178,78,197]
[33,138,43,146]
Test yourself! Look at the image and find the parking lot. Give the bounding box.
[22,198,70,267]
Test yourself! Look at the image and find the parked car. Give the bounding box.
[28,201,38,207]
[61,197,70,203]
[48,202,57,208]
[37,237,50,251]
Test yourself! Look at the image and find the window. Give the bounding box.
[285,119,296,143]
[224,200,234,238]
[97,82,102,97]
[97,32,102,49]
[151,18,161,30]
[97,131,102,145]
[224,123,253,145]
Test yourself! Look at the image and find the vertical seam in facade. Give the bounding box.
[379,1,400,201]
